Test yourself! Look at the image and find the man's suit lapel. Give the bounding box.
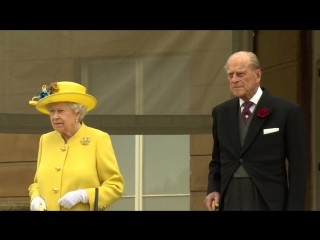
[240,87,274,156]
[226,98,242,155]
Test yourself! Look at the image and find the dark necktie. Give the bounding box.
[242,101,254,125]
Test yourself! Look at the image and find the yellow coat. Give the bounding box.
[28,122,124,211]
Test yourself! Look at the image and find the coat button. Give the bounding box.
[52,188,58,193]
[99,206,106,211]
[239,159,243,163]
[55,166,61,171]
[61,146,66,151]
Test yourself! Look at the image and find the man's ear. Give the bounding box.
[256,69,262,83]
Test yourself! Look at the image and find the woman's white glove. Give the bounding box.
[58,189,88,209]
[31,196,47,211]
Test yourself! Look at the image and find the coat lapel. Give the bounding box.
[240,87,274,155]
[226,98,242,155]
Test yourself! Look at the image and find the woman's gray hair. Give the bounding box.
[46,102,88,121]
[69,102,87,121]
[224,51,261,71]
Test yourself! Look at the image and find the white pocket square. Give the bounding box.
[263,128,279,135]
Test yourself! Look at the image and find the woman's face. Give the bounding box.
[48,102,80,135]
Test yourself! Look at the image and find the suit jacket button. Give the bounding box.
[52,188,58,193]
[239,159,243,163]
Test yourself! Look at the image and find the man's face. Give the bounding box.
[227,55,261,101]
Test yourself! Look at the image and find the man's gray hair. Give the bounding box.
[224,51,261,71]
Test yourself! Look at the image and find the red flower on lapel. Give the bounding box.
[257,107,269,118]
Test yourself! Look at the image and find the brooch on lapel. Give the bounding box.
[81,137,90,146]
[257,107,270,118]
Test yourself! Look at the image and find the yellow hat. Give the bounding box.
[29,81,97,115]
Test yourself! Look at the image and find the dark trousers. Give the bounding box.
[221,177,270,211]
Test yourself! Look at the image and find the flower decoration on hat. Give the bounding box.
[47,82,59,95]
[29,82,59,106]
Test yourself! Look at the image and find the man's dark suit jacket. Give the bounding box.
[207,87,307,211]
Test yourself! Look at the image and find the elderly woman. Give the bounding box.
[28,81,124,211]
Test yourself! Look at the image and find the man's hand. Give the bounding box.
[204,192,220,211]
[31,196,47,211]
[58,189,88,209]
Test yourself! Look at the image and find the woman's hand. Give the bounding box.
[58,189,88,209]
[31,196,47,211]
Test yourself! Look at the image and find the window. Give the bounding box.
[81,55,191,210]
[81,55,190,115]
[107,135,190,211]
